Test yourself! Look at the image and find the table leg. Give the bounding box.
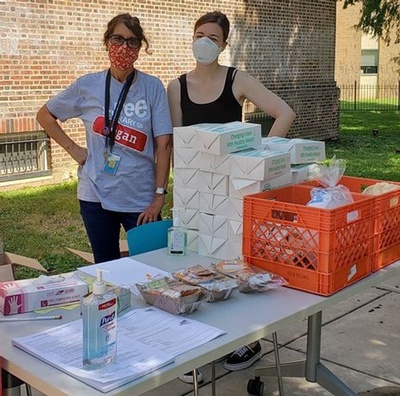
[212,360,216,396]
[272,332,285,396]
[254,311,358,396]
[192,369,199,396]
[1,369,23,396]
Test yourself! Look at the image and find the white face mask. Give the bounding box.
[192,37,222,65]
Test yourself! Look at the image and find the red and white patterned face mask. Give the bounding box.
[108,43,139,71]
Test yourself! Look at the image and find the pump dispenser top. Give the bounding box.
[172,208,181,227]
[93,269,107,295]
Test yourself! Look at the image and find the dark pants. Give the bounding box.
[79,200,141,264]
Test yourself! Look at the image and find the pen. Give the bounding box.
[0,315,62,322]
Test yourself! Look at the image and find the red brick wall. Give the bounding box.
[0,0,339,186]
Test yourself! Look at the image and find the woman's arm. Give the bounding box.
[233,71,296,137]
[167,78,183,127]
[37,104,87,165]
[137,134,173,225]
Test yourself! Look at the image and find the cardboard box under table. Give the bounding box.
[242,184,375,296]
[0,251,47,282]
[305,176,400,272]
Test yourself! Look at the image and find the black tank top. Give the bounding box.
[179,67,242,126]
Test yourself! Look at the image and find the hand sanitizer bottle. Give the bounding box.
[81,269,117,369]
[167,208,187,255]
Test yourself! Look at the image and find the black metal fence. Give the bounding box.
[339,81,400,111]
[0,131,51,182]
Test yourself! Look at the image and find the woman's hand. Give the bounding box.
[137,195,165,225]
[69,144,87,166]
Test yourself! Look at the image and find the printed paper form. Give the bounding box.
[12,307,225,393]
[77,257,170,286]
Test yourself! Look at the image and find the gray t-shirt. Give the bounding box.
[47,69,172,212]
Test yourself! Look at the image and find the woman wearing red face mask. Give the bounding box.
[37,14,173,264]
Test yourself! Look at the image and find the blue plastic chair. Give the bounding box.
[126,219,172,256]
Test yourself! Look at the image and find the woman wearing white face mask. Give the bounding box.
[167,11,295,384]
[167,11,295,133]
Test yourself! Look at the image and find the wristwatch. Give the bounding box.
[155,187,167,195]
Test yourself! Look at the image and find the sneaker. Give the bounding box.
[224,341,262,371]
[178,369,203,384]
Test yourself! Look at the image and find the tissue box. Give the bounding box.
[0,273,88,315]
[194,121,262,155]
[263,137,325,164]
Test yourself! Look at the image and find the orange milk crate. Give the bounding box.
[304,176,400,271]
[242,184,374,296]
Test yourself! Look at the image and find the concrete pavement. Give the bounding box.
[25,275,400,396]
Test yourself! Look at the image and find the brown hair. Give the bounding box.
[103,13,151,54]
[194,11,230,42]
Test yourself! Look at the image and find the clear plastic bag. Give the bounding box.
[212,260,287,293]
[307,157,353,209]
[172,264,238,302]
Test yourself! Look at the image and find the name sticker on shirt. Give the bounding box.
[103,152,121,175]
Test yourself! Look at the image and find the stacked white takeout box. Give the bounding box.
[173,121,294,260]
[261,137,326,184]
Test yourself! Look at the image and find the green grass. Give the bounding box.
[325,111,400,181]
[0,110,399,279]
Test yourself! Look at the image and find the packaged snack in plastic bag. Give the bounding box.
[212,260,287,293]
[172,264,238,302]
[307,157,354,209]
[136,275,209,315]
[362,182,400,195]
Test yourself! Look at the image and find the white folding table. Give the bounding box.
[1,250,399,396]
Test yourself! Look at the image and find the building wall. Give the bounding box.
[0,0,339,187]
[335,2,400,86]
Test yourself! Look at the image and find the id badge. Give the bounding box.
[103,152,121,175]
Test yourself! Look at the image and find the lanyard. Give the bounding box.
[104,69,136,151]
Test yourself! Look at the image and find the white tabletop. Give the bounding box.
[1,250,399,396]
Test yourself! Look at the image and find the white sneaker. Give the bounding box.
[178,369,203,384]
